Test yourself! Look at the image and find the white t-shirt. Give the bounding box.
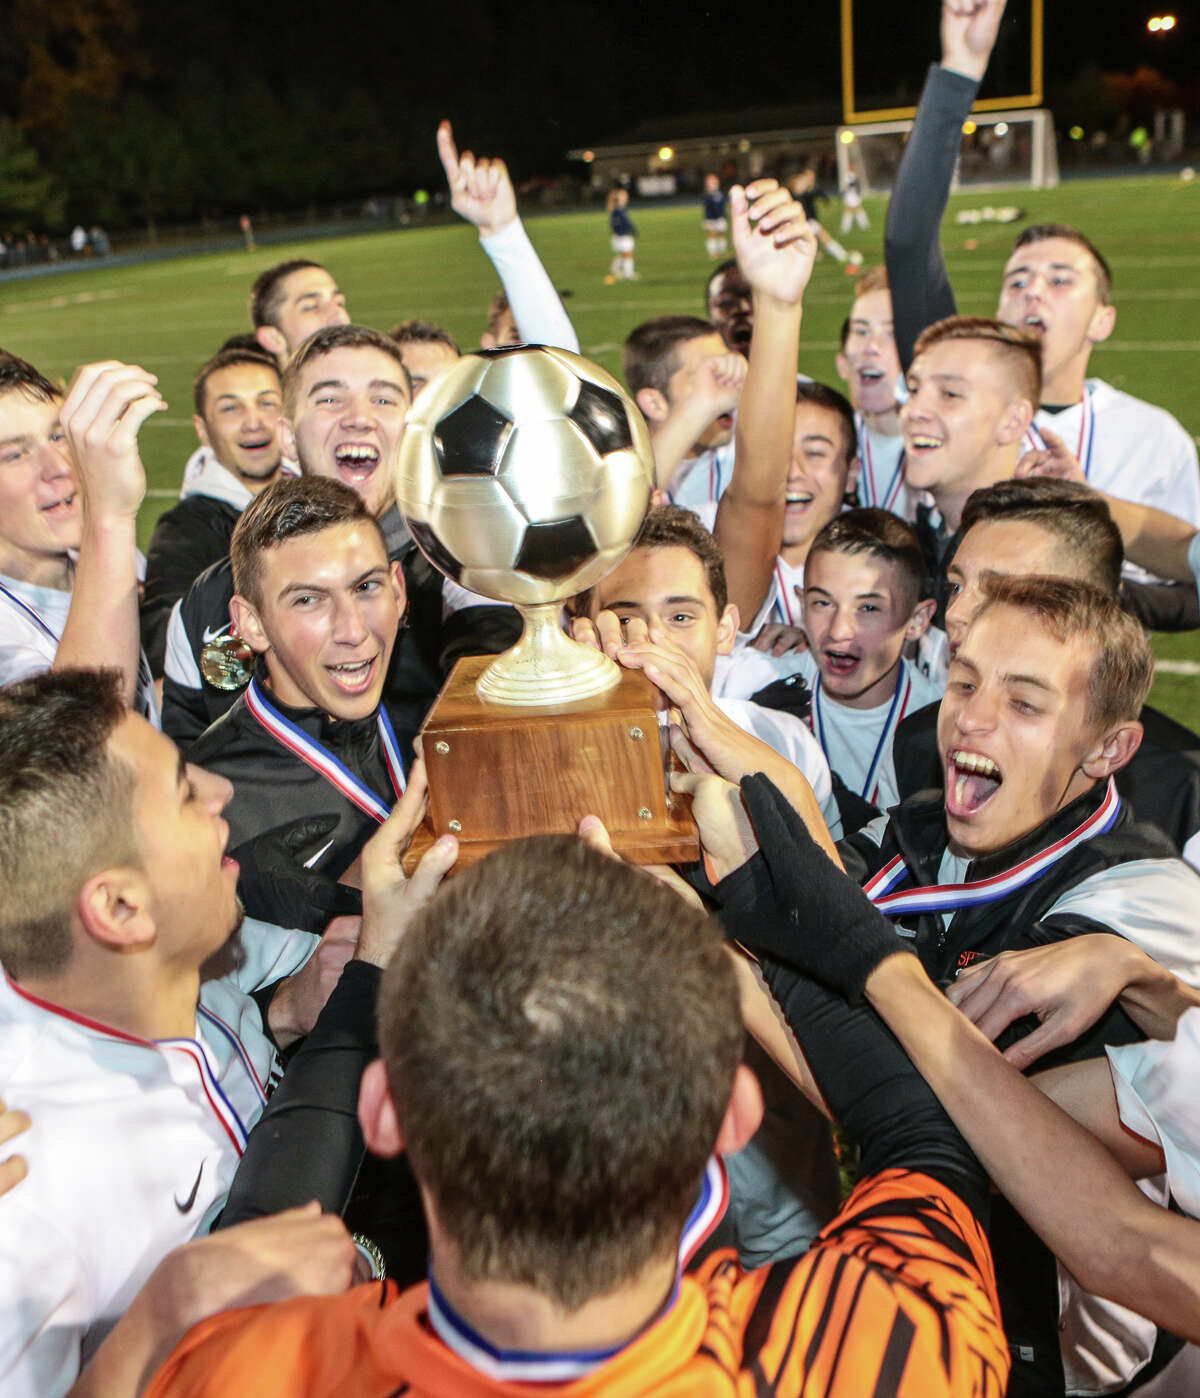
[1108,1007,1200,1220]
[0,919,316,1398]
[855,420,925,523]
[797,655,943,812]
[715,695,842,841]
[1033,379,1200,582]
[767,555,804,628]
[668,438,737,512]
[0,570,158,721]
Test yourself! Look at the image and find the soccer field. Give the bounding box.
[2,174,1198,724]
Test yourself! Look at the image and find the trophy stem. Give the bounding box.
[475,602,621,707]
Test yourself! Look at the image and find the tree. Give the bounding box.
[0,120,63,228]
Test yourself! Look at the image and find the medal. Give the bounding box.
[864,777,1121,916]
[200,634,256,691]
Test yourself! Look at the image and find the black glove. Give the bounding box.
[713,772,914,1003]
[233,814,363,932]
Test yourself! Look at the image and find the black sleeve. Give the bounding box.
[760,960,989,1220]
[884,64,979,369]
[141,501,238,676]
[162,675,237,748]
[1120,578,1200,632]
[439,602,523,674]
[218,959,380,1226]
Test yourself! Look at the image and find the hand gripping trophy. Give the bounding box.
[394,344,697,868]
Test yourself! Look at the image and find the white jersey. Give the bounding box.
[1108,1006,1200,1220]
[715,695,842,841]
[1031,379,1200,581]
[767,555,805,628]
[668,438,737,511]
[0,569,158,723]
[854,419,924,522]
[795,655,943,812]
[0,919,316,1398]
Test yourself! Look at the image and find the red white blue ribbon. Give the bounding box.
[427,1155,728,1383]
[811,668,913,806]
[0,578,60,641]
[855,414,906,512]
[863,777,1121,916]
[1023,385,1095,479]
[772,560,801,626]
[245,677,406,823]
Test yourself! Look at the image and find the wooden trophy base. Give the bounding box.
[401,654,698,874]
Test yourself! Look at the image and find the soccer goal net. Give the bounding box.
[837,109,1059,196]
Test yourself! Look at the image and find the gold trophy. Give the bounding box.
[395,345,697,870]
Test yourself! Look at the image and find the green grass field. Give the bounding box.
[2,174,1198,724]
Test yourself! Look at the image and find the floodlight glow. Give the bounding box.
[994,122,1010,136]
[1147,15,1175,30]
[582,150,595,163]
[1069,125,1085,140]
[657,146,674,161]
[962,120,978,135]
[840,130,855,144]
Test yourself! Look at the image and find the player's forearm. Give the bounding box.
[864,954,1200,1333]
[54,514,141,705]
[1102,493,1198,585]
[884,65,973,368]
[713,295,800,619]
[648,408,720,490]
[479,218,580,353]
[1114,944,1200,1039]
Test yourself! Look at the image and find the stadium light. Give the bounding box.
[994,121,1010,136]
[1147,15,1176,32]
[657,145,674,161]
[1069,125,1085,140]
[581,150,595,163]
[962,119,978,135]
[840,130,855,144]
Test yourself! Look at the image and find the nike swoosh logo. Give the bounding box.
[201,623,231,644]
[174,1160,205,1214]
[303,838,335,869]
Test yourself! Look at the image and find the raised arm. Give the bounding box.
[437,121,579,353]
[712,180,815,624]
[885,1,1008,367]
[57,361,164,705]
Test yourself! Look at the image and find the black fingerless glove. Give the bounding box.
[711,772,915,1003]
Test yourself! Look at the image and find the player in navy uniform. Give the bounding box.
[605,187,636,282]
[701,172,728,259]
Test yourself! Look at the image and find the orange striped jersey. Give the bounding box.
[145,1169,1009,1398]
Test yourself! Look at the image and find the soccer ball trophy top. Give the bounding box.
[392,344,696,872]
[395,344,654,706]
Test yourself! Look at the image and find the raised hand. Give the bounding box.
[1014,424,1086,484]
[941,0,1008,81]
[437,120,518,238]
[356,758,458,967]
[730,178,817,309]
[60,361,165,521]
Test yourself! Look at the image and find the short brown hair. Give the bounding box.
[388,318,460,355]
[839,266,890,349]
[0,350,61,405]
[231,475,382,608]
[913,314,1042,407]
[808,508,929,609]
[378,836,742,1311]
[960,478,1123,599]
[1013,224,1112,304]
[249,259,326,330]
[281,323,411,415]
[975,573,1153,731]
[570,504,727,619]
[622,315,716,399]
[0,669,137,979]
[193,347,281,419]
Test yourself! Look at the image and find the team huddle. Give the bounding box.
[4,2,1200,1396]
